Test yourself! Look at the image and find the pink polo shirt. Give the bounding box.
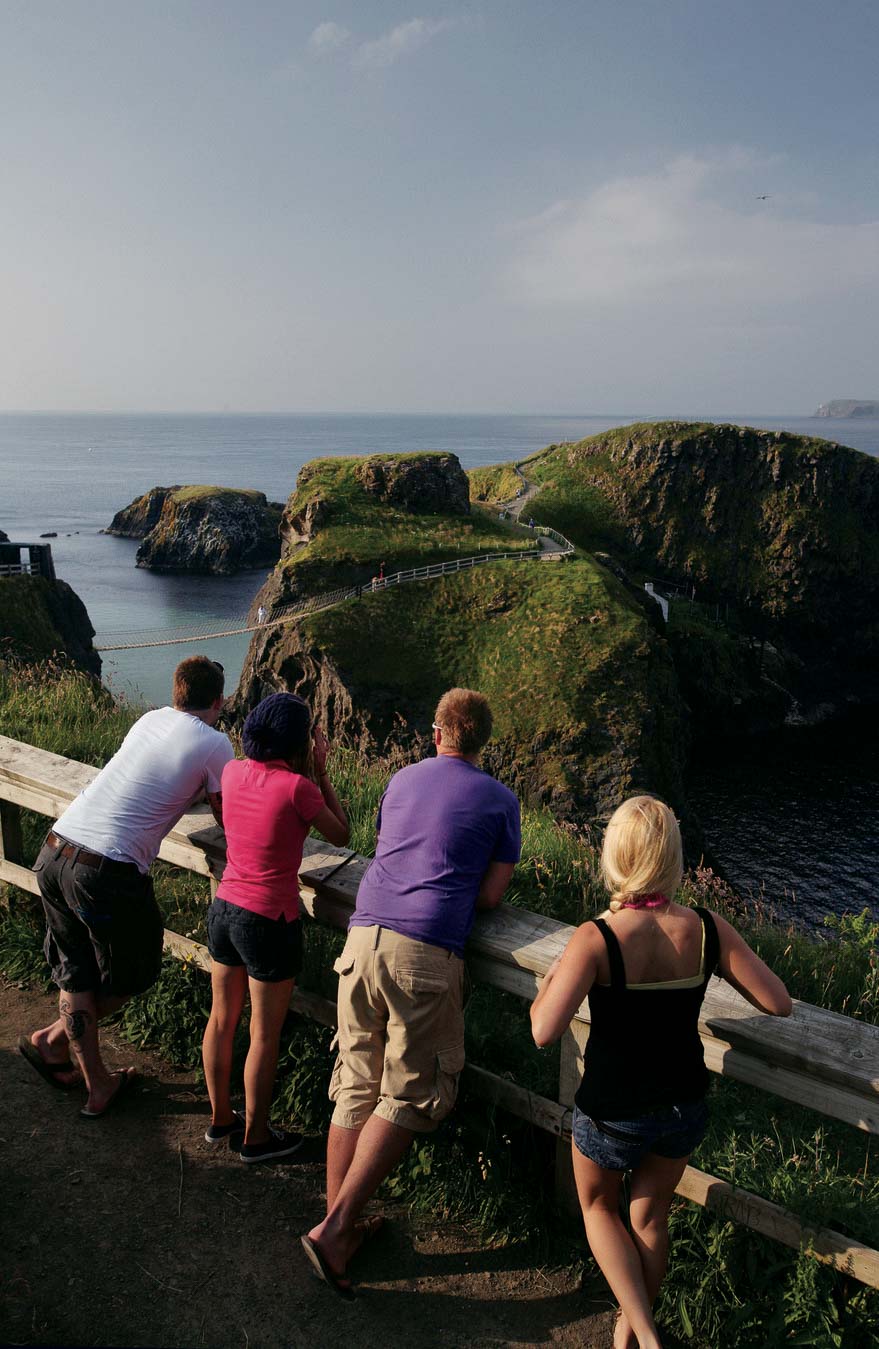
[216,759,325,920]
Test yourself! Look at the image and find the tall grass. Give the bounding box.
[1,661,877,1346]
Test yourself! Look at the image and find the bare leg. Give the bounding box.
[307,1115,414,1281]
[243,976,294,1145]
[325,1122,362,1211]
[202,963,248,1126]
[59,991,133,1114]
[30,993,128,1086]
[571,1144,663,1349]
[628,1153,689,1303]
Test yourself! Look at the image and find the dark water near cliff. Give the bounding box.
[1,411,877,930]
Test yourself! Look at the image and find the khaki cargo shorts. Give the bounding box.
[329,924,465,1134]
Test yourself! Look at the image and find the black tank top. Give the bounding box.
[575,906,720,1119]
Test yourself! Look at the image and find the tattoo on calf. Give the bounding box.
[60,997,92,1044]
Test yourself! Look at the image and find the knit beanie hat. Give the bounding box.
[242,693,311,762]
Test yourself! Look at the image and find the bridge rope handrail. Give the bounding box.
[94,522,575,651]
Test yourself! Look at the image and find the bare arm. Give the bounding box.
[476,861,515,910]
[310,729,349,847]
[530,923,602,1047]
[207,790,224,829]
[713,912,792,1016]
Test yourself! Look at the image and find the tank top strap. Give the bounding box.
[693,906,720,980]
[590,917,627,989]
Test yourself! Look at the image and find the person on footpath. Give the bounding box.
[20,657,234,1119]
[201,693,349,1162]
[301,687,521,1297]
[530,795,792,1349]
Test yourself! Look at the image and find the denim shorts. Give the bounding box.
[207,898,303,983]
[572,1098,709,1171]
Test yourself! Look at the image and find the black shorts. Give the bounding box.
[207,897,303,983]
[35,840,164,997]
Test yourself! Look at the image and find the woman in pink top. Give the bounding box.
[202,693,349,1164]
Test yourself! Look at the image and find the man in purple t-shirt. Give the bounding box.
[302,688,520,1297]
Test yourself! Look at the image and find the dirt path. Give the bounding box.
[1,981,614,1349]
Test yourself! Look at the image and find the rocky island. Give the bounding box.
[106,485,284,575]
[815,400,879,418]
[475,421,879,730]
[235,451,685,823]
[232,426,878,826]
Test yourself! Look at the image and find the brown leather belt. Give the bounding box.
[46,831,115,871]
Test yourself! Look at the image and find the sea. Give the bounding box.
[2,410,878,931]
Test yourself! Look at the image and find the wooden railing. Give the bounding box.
[1,734,877,1289]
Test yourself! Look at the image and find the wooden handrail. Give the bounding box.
[0,734,876,1134]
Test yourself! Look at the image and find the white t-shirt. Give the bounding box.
[53,706,234,873]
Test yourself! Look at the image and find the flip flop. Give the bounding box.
[79,1070,136,1120]
[18,1035,80,1090]
[300,1235,356,1301]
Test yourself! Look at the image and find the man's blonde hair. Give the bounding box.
[600,795,682,911]
[433,688,493,755]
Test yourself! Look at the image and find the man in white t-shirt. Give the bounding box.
[19,656,234,1119]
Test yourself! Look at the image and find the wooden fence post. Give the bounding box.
[0,800,24,867]
[555,1018,589,1218]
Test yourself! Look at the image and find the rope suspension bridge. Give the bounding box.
[93,525,575,652]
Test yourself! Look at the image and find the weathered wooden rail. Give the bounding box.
[1,734,877,1288]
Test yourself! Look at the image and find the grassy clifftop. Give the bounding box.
[240,452,685,820]
[255,453,538,607]
[521,421,879,636]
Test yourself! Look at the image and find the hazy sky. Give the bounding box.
[2,1,878,414]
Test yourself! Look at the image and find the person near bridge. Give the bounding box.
[301,687,521,1297]
[20,657,233,1118]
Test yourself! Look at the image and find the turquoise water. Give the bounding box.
[2,410,877,927]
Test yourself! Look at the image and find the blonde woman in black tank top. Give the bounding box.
[530,796,791,1349]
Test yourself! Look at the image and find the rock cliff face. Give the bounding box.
[106,486,283,575]
[527,423,879,641]
[354,453,470,514]
[523,421,879,721]
[105,487,181,539]
[0,576,101,676]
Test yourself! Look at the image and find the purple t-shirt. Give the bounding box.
[350,755,521,957]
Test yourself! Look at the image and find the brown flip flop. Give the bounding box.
[79,1070,136,1119]
[18,1035,80,1090]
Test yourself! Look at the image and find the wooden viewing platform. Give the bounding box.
[0,734,877,1289]
[0,541,56,580]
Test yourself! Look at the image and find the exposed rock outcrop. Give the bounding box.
[105,487,181,539]
[354,453,470,514]
[0,575,100,676]
[106,487,283,575]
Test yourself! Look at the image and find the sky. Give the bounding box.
[1,0,878,415]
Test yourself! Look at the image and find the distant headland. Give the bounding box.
[814,399,879,418]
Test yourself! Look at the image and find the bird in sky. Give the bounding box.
[755,194,772,200]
